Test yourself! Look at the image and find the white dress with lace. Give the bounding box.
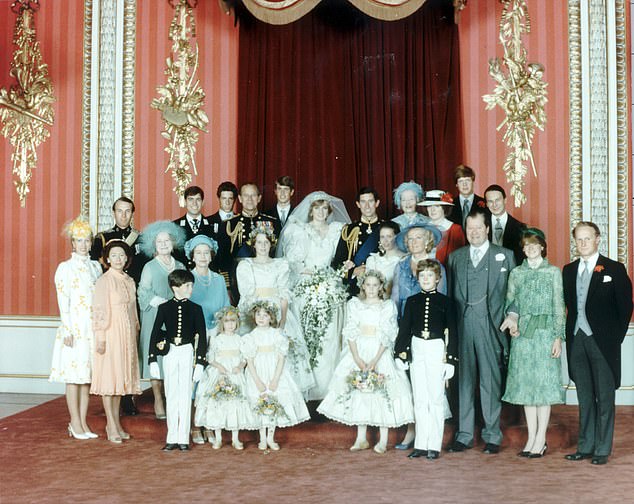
[282,221,346,400]
[195,332,257,430]
[317,298,414,427]
[240,326,310,428]
[236,258,315,393]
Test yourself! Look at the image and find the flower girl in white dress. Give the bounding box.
[241,301,310,451]
[195,307,255,450]
[318,270,414,454]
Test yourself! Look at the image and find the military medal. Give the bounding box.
[421,330,430,339]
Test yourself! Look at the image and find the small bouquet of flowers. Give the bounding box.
[253,393,289,422]
[338,369,391,410]
[210,377,242,401]
[293,267,348,368]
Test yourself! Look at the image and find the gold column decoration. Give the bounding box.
[151,0,208,206]
[0,0,55,207]
[482,0,547,208]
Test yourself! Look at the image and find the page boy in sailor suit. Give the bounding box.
[149,270,207,451]
[395,259,457,460]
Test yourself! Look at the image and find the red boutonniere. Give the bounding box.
[477,200,486,208]
[594,265,604,273]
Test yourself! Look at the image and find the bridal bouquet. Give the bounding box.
[253,393,289,422]
[210,377,242,401]
[293,267,348,368]
[338,369,391,410]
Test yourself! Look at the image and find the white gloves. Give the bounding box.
[149,296,167,308]
[149,362,161,379]
[193,364,203,383]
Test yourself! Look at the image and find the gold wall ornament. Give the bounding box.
[482,0,547,208]
[151,0,208,206]
[0,0,55,207]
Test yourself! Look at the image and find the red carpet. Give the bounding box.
[1,393,634,503]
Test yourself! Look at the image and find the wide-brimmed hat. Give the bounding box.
[418,189,454,207]
[395,223,442,253]
[185,235,219,259]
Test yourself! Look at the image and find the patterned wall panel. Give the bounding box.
[133,1,239,229]
[0,1,86,315]
[458,1,571,268]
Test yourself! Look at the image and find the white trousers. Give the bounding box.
[163,344,194,445]
[411,338,445,451]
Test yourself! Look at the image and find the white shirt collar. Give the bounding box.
[470,240,490,256]
[219,210,233,221]
[459,194,474,206]
[492,212,508,228]
[578,252,600,275]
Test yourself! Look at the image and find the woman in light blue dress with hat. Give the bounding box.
[391,181,430,229]
[137,220,186,419]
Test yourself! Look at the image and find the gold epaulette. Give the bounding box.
[226,220,244,253]
[341,224,361,261]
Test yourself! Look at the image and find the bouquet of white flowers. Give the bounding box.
[293,267,348,368]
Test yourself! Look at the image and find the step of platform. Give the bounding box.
[86,390,575,449]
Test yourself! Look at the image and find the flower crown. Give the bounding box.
[247,224,277,246]
[248,299,281,319]
[357,269,386,287]
[65,217,92,239]
[214,306,240,323]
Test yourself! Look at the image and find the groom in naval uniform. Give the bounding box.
[447,208,516,454]
[331,187,383,295]
[563,221,632,465]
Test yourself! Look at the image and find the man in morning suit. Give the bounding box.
[484,184,526,264]
[265,175,295,228]
[448,164,488,231]
[563,221,633,465]
[447,208,516,454]
[207,181,238,290]
[331,186,383,294]
[172,186,214,261]
[90,196,146,415]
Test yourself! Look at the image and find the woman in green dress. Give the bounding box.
[500,228,565,458]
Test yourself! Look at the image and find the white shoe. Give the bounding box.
[258,440,268,451]
[84,431,99,439]
[349,440,370,452]
[212,439,222,450]
[67,424,90,440]
[267,439,280,451]
[373,443,387,454]
[232,440,244,450]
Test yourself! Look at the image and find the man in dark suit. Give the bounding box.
[484,184,526,264]
[447,208,516,455]
[265,175,295,228]
[172,186,214,265]
[207,181,238,288]
[448,164,488,231]
[562,221,632,465]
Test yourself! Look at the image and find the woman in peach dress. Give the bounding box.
[91,240,142,443]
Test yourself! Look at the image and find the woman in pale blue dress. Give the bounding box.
[137,221,186,419]
[391,181,429,229]
[184,234,231,443]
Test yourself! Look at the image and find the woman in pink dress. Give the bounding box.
[418,190,465,266]
[91,240,142,444]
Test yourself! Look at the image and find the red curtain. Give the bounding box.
[236,0,463,217]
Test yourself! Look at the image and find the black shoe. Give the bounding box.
[395,441,415,450]
[528,444,547,458]
[426,450,440,460]
[565,452,592,461]
[447,441,470,453]
[517,450,530,457]
[121,395,138,416]
[482,443,500,454]
[591,455,608,465]
[178,444,190,451]
[162,443,178,451]
[407,449,427,459]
